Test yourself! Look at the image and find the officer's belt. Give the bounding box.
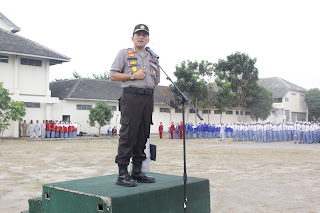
[123,87,154,95]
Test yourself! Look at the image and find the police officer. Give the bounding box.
[109,24,160,187]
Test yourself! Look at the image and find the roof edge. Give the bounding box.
[0,50,70,62]
[0,28,70,60]
[0,12,20,33]
[63,98,119,103]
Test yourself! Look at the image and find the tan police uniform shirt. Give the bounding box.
[109,48,160,89]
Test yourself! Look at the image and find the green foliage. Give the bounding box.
[92,71,110,80]
[171,60,213,108]
[305,88,320,119]
[214,81,236,114]
[54,71,110,82]
[0,82,26,136]
[54,78,69,82]
[89,101,113,136]
[247,85,273,121]
[73,71,82,79]
[214,52,259,108]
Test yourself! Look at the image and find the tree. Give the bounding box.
[73,70,82,79]
[88,102,113,136]
[247,85,273,121]
[305,88,320,120]
[213,81,236,122]
[171,60,213,122]
[0,82,26,136]
[55,70,82,82]
[214,52,259,120]
[92,71,110,80]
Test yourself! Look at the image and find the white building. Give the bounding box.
[0,12,70,137]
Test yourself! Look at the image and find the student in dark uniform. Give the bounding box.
[109,24,160,187]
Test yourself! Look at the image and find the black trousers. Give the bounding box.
[115,92,153,165]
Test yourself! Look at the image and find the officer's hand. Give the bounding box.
[135,67,146,79]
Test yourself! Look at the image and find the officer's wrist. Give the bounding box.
[129,73,135,80]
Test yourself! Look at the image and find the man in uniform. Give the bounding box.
[22,120,28,137]
[109,24,160,187]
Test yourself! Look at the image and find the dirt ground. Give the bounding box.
[0,135,319,213]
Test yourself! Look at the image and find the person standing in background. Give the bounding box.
[22,120,28,137]
[28,120,35,139]
[34,120,40,139]
[159,122,163,139]
[41,120,46,139]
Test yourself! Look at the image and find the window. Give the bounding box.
[245,111,251,115]
[160,108,170,113]
[241,111,243,115]
[273,98,282,103]
[0,55,8,63]
[236,111,239,115]
[214,110,221,114]
[291,93,296,96]
[202,110,211,114]
[76,104,92,110]
[189,109,198,113]
[175,108,182,113]
[21,58,42,67]
[226,111,233,115]
[285,98,289,102]
[24,102,40,108]
[63,115,70,122]
[300,94,305,97]
[112,106,117,111]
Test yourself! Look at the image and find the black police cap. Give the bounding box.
[133,24,149,35]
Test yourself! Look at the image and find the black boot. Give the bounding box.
[131,161,155,183]
[116,164,137,187]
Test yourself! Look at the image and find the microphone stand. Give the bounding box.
[152,56,203,213]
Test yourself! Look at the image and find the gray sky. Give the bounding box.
[2,0,319,89]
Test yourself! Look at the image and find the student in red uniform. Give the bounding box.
[60,122,64,138]
[46,120,50,138]
[50,120,55,138]
[170,122,175,139]
[64,122,69,138]
[68,121,73,138]
[159,122,163,139]
[55,122,60,138]
[179,121,183,139]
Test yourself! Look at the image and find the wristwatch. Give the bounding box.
[130,73,135,80]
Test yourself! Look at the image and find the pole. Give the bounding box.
[182,100,187,212]
[146,47,203,212]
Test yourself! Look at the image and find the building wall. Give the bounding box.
[268,90,308,123]
[1,53,58,137]
[0,54,14,90]
[51,99,120,135]
[2,104,47,137]
[283,91,307,113]
[18,57,47,96]
[52,100,255,135]
[0,20,11,32]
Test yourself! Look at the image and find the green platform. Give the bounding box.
[25,173,210,213]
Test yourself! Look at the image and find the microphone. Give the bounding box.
[145,47,159,59]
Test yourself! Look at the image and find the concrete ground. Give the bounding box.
[0,135,319,213]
